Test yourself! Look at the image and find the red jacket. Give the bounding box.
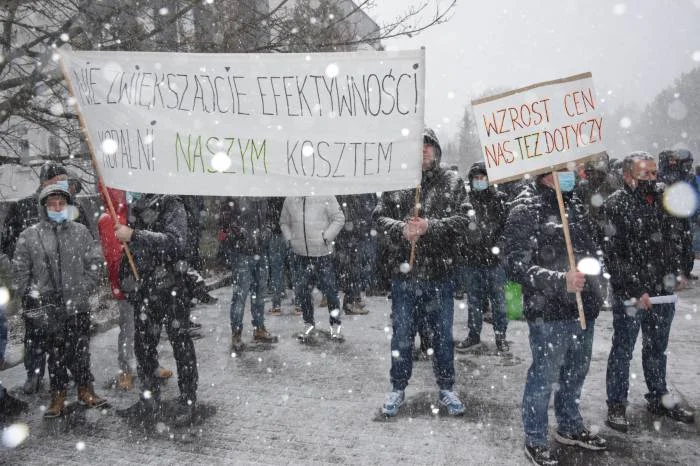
[97,186,128,300]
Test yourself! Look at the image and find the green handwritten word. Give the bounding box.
[175,133,267,174]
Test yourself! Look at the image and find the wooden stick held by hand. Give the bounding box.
[552,171,586,330]
[408,185,422,268]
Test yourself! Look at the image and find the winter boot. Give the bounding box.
[606,404,629,433]
[0,389,28,417]
[117,372,136,391]
[495,334,510,353]
[231,329,246,352]
[455,333,481,353]
[157,367,173,379]
[22,373,42,395]
[253,326,279,343]
[78,384,108,409]
[44,390,67,418]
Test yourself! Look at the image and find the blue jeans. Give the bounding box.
[229,254,267,331]
[461,264,508,337]
[606,297,674,406]
[267,234,287,308]
[293,255,341,326]
[522,319,594,447]
[390,278,455,391]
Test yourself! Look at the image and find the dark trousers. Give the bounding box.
[293,254,341,326]
[606,297,675,406]
[44,313,94,392]
[131,290,198,403]
[390,278,455,391]
[24,320,47,380]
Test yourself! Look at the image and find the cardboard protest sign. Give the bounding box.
[471,73,605,184]
[59,48,425,196]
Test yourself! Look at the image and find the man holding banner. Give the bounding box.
[114,193,200,427]
[374,128,474,417]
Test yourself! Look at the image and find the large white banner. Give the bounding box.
[59,48,425,196]
[471,73,605,184]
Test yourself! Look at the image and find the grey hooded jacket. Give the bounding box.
[12,185,102,315]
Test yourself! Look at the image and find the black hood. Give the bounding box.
[423,127,442,165]
[467,161,487,182]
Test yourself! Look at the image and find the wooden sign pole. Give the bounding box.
[57,51,140,281]
[551,171,586,329]
[408,185,422,268]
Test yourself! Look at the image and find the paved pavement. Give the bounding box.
[0,269,698,465]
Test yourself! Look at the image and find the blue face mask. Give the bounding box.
[55,180,70,191]
[47,209,68,223]
[472,179,489,191]
[557,171,576,192]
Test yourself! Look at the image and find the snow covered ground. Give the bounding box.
[0,263,697,465]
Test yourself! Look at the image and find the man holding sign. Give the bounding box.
[473,74,610,465]
[601,152,695,432]
[502,171,610,464]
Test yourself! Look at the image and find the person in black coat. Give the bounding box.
[219,197,278,351]
[373,128,475,418]
[454,162,510,353]
[115,193,200,427]
[501,170,609,463]
[601,151,695,431]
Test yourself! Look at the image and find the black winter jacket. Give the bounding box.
[459,188,507,267]
[599,184,693,300]
[219,197,271,256]
[119,194,189,297]
[501,182,610,322]
[373,165,475,282]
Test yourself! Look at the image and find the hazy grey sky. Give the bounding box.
[370,0,700,139]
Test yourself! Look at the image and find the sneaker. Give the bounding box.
[344,303,369,315]
[297,324,315,342]
[647,402,695,424]
[294,306,303,316]
[0,389,28,417]
[189,320,203,331]
[253,326,279,343]
[330,323,344,341]
[438,390,465,416]
[381,390,405,417]
[524,445,558,466]
[23,373,42,395]
[78,385,109,409]
[157,367,174,379]
[269,306,282,316]
[606,404,629,433]
[231,329,246,352]
[495,337,510,354]
[455,334,481,353]
[553,428,607,450]
[44,390,67,419]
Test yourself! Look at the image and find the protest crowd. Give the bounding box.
[0,139,698,465]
